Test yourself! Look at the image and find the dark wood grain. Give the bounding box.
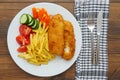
[0,0,74,3]
[108,2,120,80]
[0,0,120,80]
[0,0,120,3]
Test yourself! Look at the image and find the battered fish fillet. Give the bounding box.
[48,14,64,56]
[62,20,75,60]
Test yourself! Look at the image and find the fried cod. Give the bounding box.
[48,14,75,60]
[48,14,64,56]
[62,20,75,60]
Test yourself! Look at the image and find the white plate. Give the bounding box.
[7,2,82,77]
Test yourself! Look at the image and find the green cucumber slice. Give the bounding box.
[28,19,35,26]
[26,14,33,24]
[31,20,37,29]
[20,14,28,24]
[31,20,39,29]
[35,20,39,29]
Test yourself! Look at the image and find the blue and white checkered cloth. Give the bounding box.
[74,0,109,80]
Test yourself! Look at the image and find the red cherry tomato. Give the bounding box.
[17,46,27,52]
[19,25,32,37]
[16,35,23,45]
[16,35,30,46]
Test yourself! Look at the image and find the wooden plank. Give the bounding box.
[108,62,120,80]
[108,3,120,54]
[109,54,120,62]
[0,0,120,3]
[108,41,120,54]
[108,54,120,80]
[0,3,74,13]
[0,3,32,10]
[110,0,120,3]
[0,0,74,3]
[109,3,120,19]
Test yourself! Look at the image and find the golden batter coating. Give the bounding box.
[48,14,75,60]
[48,14,64,56]
[62,20,75,60]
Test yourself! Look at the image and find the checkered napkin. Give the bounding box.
[74,0,109,80]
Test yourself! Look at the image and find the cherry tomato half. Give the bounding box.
[16,35,30,46]
[19,24,32,37]
[17,46,27,52]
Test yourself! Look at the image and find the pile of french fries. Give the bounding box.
[18,23,55,65]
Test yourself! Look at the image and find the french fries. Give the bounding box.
[18,23,55,65]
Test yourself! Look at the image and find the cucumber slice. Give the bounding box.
[20,14,28,24]
[20,13,39,29]
[35,20,39,29]
[28,19,35,26]
[26,14,33,24]
[31,20,37,29]
[31,20,39,29]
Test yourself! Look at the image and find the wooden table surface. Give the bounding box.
[0,0,120,80]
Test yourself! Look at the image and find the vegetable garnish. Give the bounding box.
[20,14,39,29]
[19,24,32,37]
[32,7,38,19]
[16,7,54,65]
[16,25,31,52]
[32,7,50,27]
